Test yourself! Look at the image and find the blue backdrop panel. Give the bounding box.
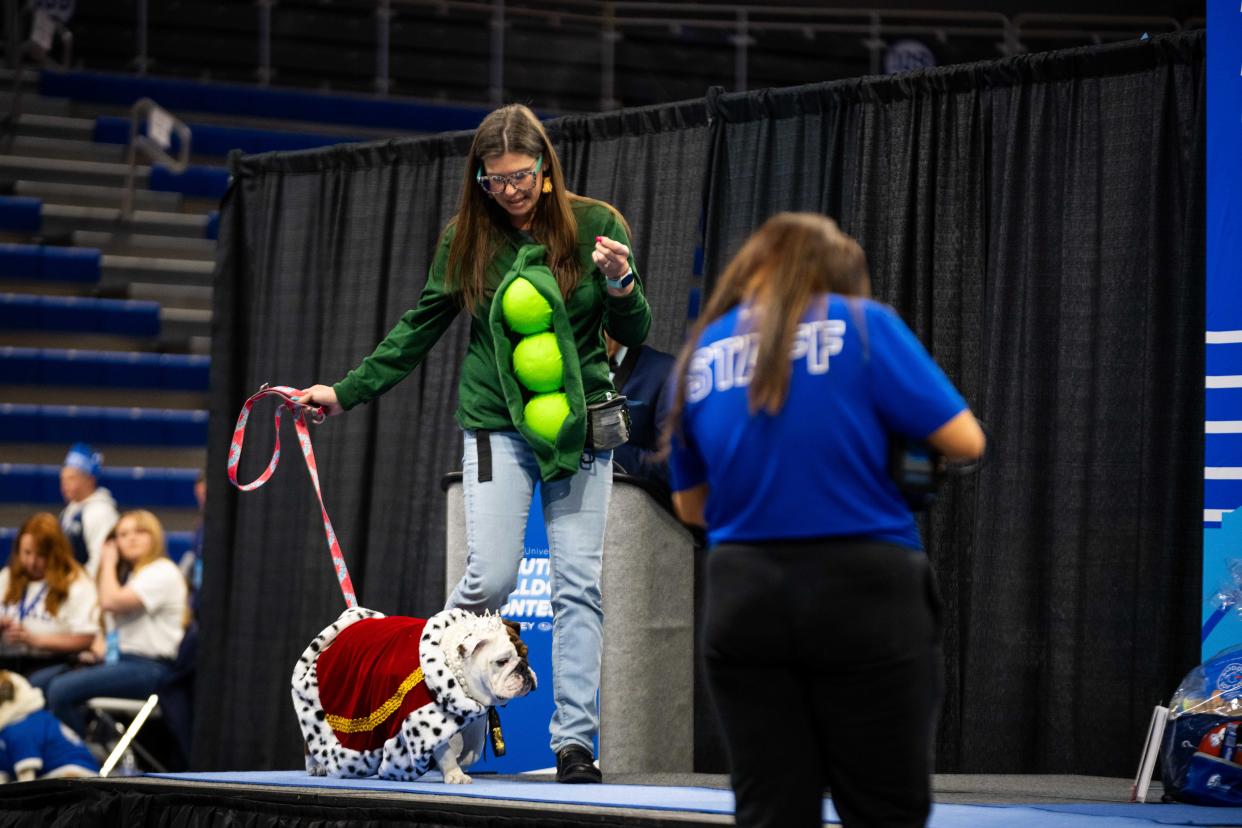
[1205,3,1242,657]
[1209,343,1242,376]
[1208,389,1242,422]
[1207,434,1242,469]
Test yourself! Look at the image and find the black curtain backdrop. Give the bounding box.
[196,109,709,771]
[701,31,1205,776]
[197,31,1204,777]
[547,99,710,353]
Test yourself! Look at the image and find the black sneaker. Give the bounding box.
[555,744,602,784]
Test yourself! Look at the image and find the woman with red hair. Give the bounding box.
[0,513,98,683]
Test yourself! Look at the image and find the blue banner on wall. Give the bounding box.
[1203,5,1242,658]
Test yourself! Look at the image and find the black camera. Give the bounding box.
[888,423,988,511]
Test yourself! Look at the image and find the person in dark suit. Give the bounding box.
[606,332,675,500]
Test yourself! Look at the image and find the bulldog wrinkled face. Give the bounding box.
[459,633,537,705]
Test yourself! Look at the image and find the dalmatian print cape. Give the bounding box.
[291,606,489,780]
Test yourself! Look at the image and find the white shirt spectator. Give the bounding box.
[0,570,99,659]
[112,559,187,660]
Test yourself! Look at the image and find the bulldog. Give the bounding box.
[292,606,535,783]
[0,671,98,782]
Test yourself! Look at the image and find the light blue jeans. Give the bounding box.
[447,430,612,755]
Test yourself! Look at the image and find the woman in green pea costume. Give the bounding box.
[298,104,650,784]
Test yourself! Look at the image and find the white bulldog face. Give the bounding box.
[457,631,537,706]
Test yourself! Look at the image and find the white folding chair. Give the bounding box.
[86,694,165,776]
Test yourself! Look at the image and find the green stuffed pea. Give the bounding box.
[490,244,588,482]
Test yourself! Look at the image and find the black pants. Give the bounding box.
[703,538,943,828]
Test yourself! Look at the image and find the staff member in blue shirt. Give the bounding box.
[664,213,985,828]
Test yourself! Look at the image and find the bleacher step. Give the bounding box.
[125,282,212,311]
[0,386,208,410]
[0,505,200,533]
[5,135,127,164]
[102,255,214,286]
[1,444,207,468]
[160,307,212,340]
[42,205,213,239]
[7,113,95,141]
[7,180,182,212]
[0,155,149,188]
[73,230,215,261]
[0,92,73,118]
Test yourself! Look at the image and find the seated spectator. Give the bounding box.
[606,332,676,501]
[0,514,98,682]
[58,443,118,580]
[178,468,206,603]
[0,670,97,781]
[44,510,188,738]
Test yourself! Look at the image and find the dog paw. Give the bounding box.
[443,768,472,785]
[305,756,328,777]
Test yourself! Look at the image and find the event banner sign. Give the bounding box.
[1203,5,1242,658]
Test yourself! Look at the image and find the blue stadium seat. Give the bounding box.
[92,116,363,158]
[0,464,198,508]
[40,69,489,134]
[0,244,101,284]
[0,348,210,391]
[0,527,197,567]
[0,294,160,337]
[0,404,208,447]
[0,197,41,234]
[148,165,230,200]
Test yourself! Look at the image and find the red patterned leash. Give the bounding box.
[227,383,358,608]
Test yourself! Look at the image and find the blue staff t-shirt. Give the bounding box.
[0,710,99,779]
[669,294,968,549]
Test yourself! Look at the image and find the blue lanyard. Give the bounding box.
[18,583,47,622]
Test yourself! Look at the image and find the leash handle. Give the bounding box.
[227,384,358,608]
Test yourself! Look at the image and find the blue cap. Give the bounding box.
[63,442,102,477]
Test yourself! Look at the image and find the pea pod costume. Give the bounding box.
[490,244,587,482]
[331,199,651,459]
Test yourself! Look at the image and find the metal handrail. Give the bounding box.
[121,97,191,221]
[115,1,1196,111]
[2,5,73,151]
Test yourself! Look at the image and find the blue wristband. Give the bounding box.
[605,269,635,290]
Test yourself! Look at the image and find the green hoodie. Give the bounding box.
[333,199,651,477]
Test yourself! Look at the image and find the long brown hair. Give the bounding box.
[446,104,581,312]
[5,512,84,616]
[661,213,871,450]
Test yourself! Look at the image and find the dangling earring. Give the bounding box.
[542,177,553,194]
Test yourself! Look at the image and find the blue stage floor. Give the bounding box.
[151,770,1242,827]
